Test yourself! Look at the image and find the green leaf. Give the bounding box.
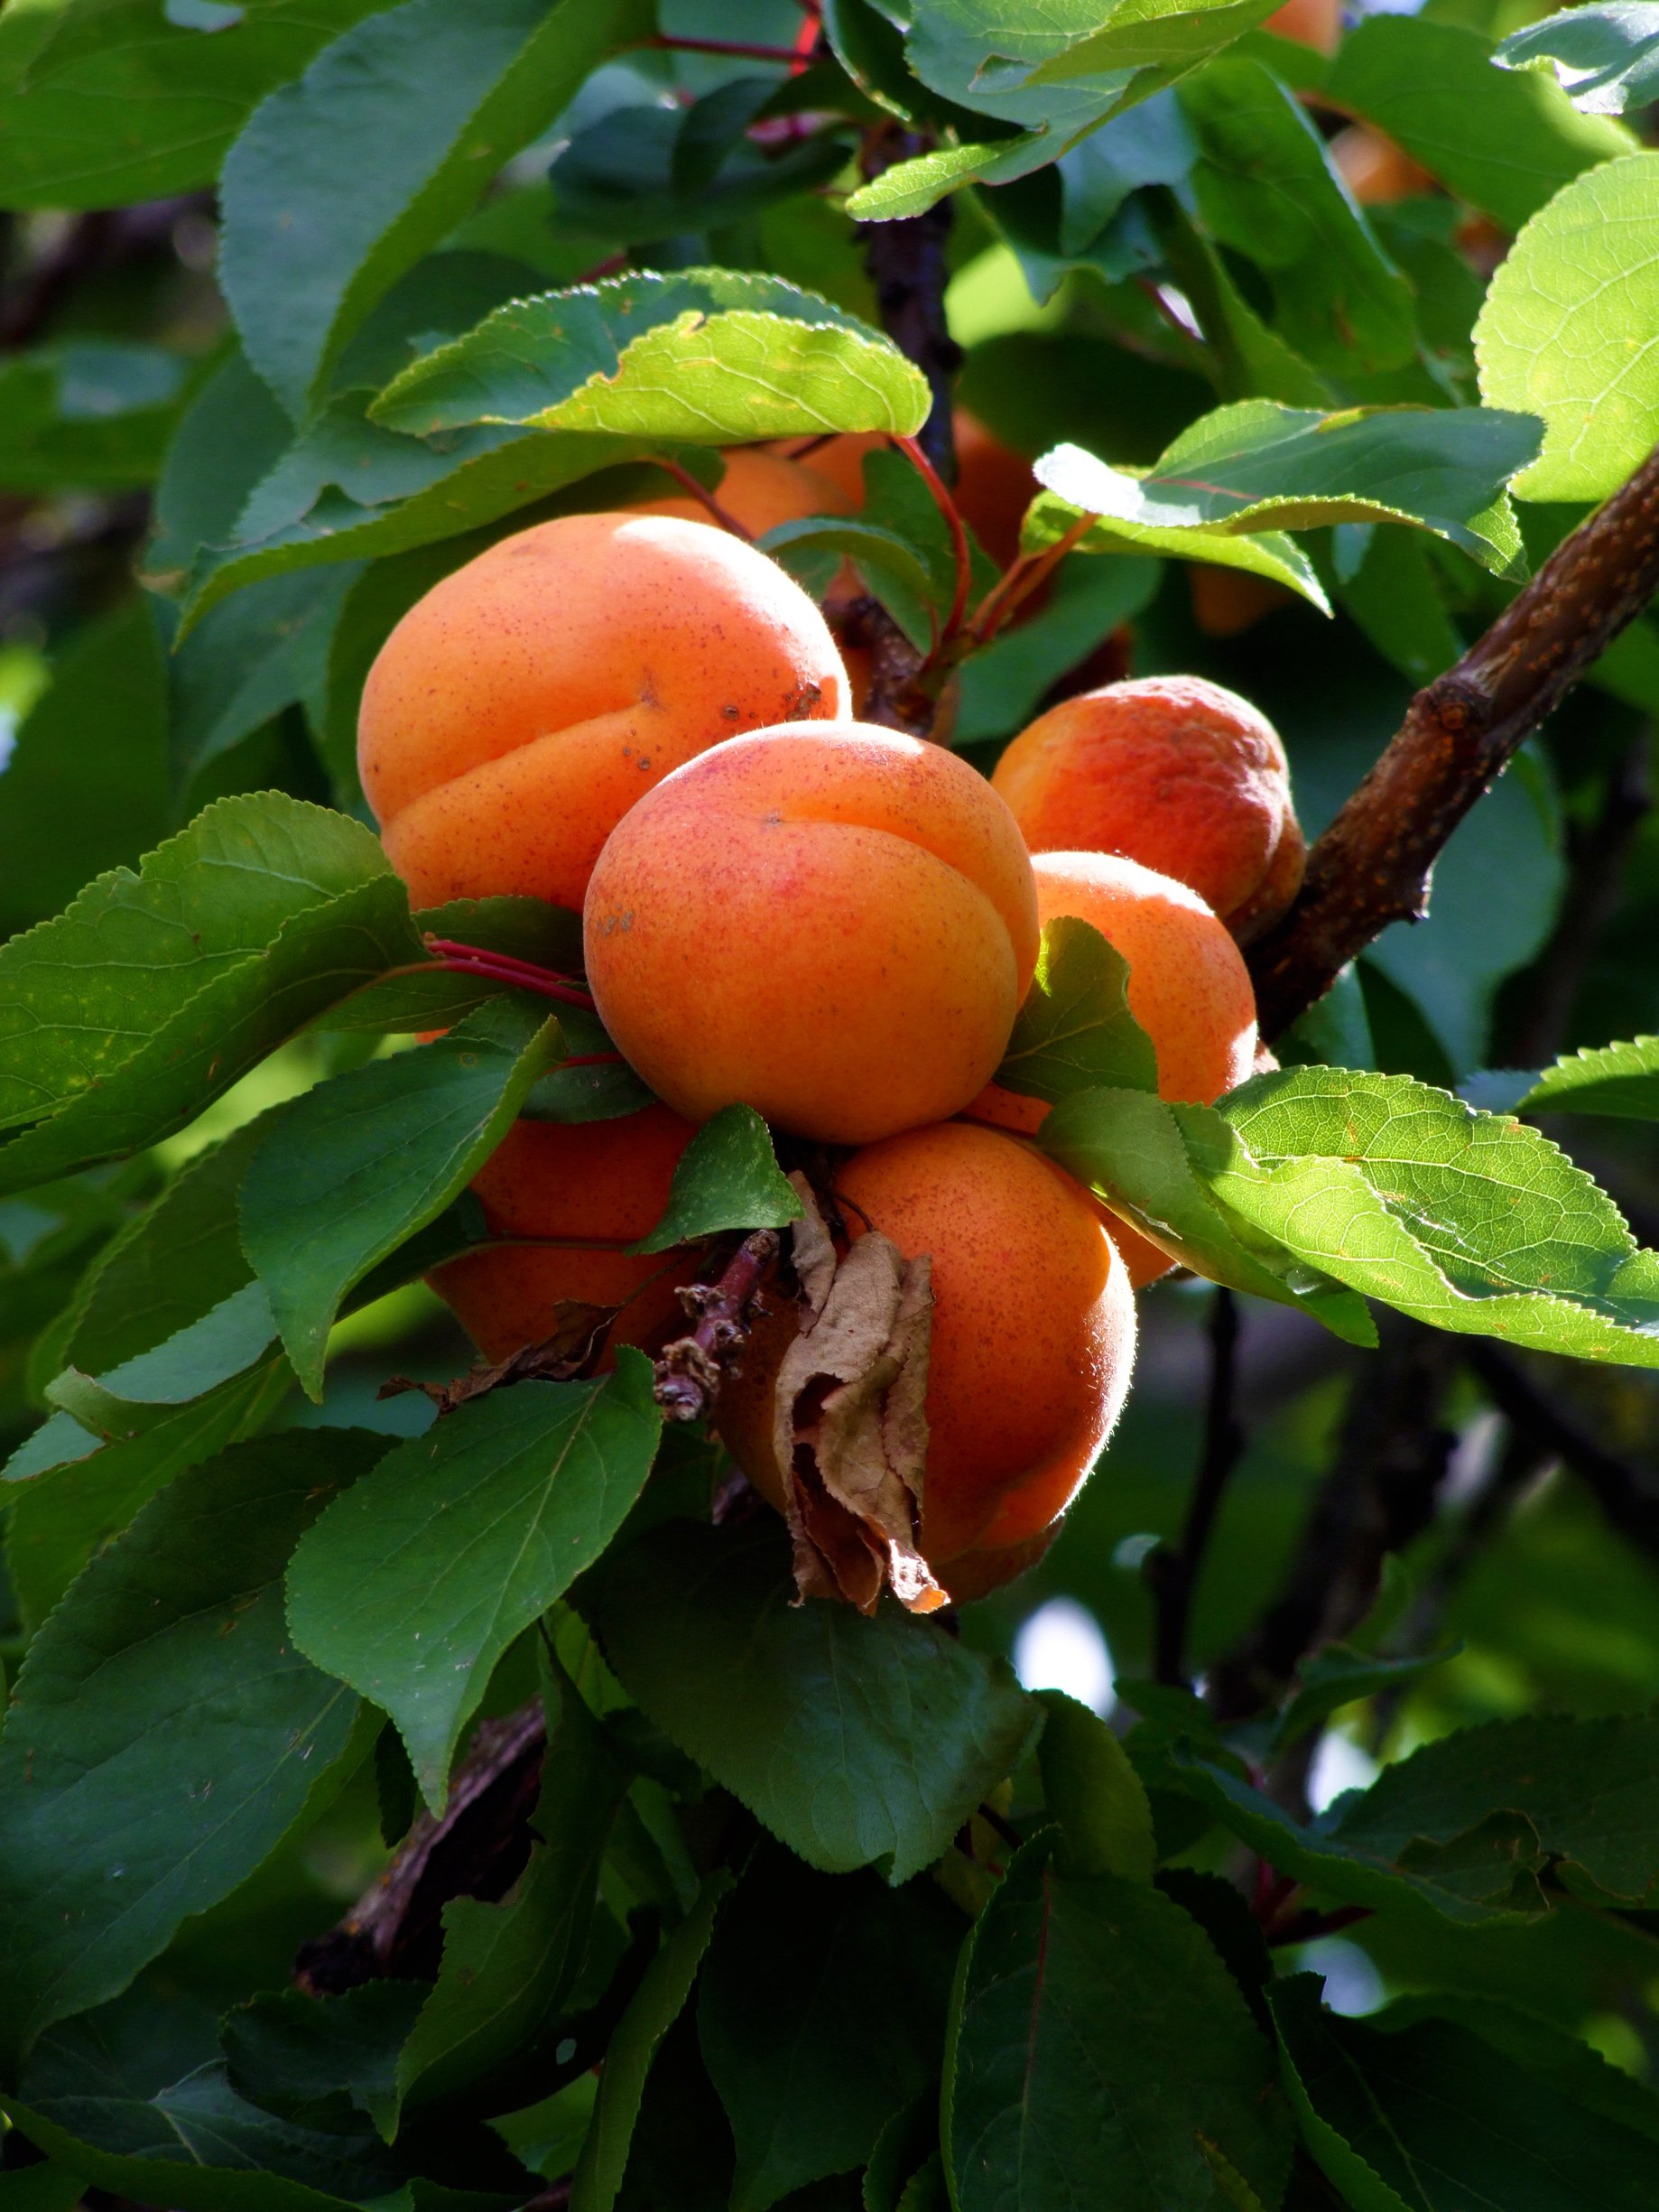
[372,268,930,444]
[762,516,941,652]
[0,2166,85,2212]
[1272,1975,1659,2212]
[0,1430,386,2069]
[845,133,1059,222]
[1375,1991,1659,2148]
[286,1355,663,1812]
[632,1105,802,1257]
[221,1982,428,2136]
[1497,5,1659,116]
[570,1870,735,2212]
[1039,1086,1377,1343]
[0,597,171,943]
[1179,60,1415,377]
[1034,1688,1156,1881]
[1270,1642,1460,1755]
[394,1656,629,2128]
[943,1836,1290,2212]
[1519,1035,1659,1118]
[1031,401,1541,581]
[44,1278,279,1434]
[170,566,362,797]
[0,0,396,210]
[699,1848,962,2212]
[1210,1065,1659,1367]
[239,999,561,1399]
[218,0,652,420]
[144,346,296,592]
[579,1519,1040,1884]
[1324,17,1632,233]
[0,341,187,493]
[995,918,1159,1105]
[1476,152,1659,501]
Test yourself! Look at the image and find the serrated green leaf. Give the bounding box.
[0,1430,387,2069]
[631,1104,802,1257]
[286,1355,662,1811]
[1270,1641,1460,1755]
[1210,1065,1659,1366]
[0,0,395,211]
[372,268,930,443]
[943,1835,1291,2212]
[1375,1991,1659,2147]
[1179,60,1416,378]
[577,1518,1040,1884]
[1034,1687,1156,1881]
[1476,153,1659,501]
[844,131,1059,221]
[220,1982,427,2139]
[699,1848,962,2212]
[1039,1086,1376,1343]
[1497,5,1659,116]
[1032,401,1541,581]
[763,515,941,649]
[219,0,651,420]
[571,1870,734,2212]
[240,1000,560,1399]
[996,918,1159,1105]
[1519,1035,1659,1118]
[44,1278,278,1433]
[1325,16,1632,233]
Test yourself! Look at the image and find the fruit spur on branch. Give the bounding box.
[358,432,1303,1613]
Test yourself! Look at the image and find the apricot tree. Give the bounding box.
[5,4,1659,2209]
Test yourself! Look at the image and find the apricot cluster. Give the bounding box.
[360,458,1298,1603]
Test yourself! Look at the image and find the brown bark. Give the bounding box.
[1247,445,1659,1040]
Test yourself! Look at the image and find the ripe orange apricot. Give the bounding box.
[973,851,1259,1286]
[990,674,1304,939]
[585,723,1038,1146]
[1331,125,1434,204]
[357,512,850,914]
[628,445,852,534]
[431,1105,698,1362]
[953,409,1039,572]
[1187,563,1293,638]
[718,1121,1136,1594]
[1263,0,1340,51]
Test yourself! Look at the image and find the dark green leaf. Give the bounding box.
[632,1105,802,1256]
[144,347,296,593]
[1325,17,1631,232]
[372,268,930,444]
[221,1982,427,2134]
[699,1847,961,2212]
[1034,1687,1155,1880]
[944,1836,1290,2212]
[170,566,362,796]
[287,1355,662,1810]
[0,342,187,493]
[240,999,560,1398]
[763,516,941,653]
[995,918,1159,1104]
[44,1278,279,1434]
[1497,5,1659,116]
[0,1430,387,2069]
[218,0,651,419]
[577,1519,1040,1884]
[1519,1035,1659,1118]
[1270,1642,1460,1755]
[571,1870,735,2212]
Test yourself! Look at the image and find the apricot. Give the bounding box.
[1331,125,1434,205]
[771,432,886,509]
[628,446,851,534]
[431,1104,698,1362]
[1263,0,1340,51]
[357,512,850,914]
[719,1121,1136,1593]
[1188,563,1293,638]
[973,851,1260,1287]
[990,674,1304,939]
[953,409,1039,572]
[584,723,1039,1146]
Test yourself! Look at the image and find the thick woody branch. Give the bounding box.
[857,128,960,481]
[653,1229,780,1423]
[1248,445,1659,1039]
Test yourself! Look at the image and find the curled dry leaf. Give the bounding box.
[773,1177,945,1616]
[380,1299,616,1415]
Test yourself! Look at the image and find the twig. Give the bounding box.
[1248,444,1659,1040]
[1148,1289,1246,1688]
[422,937,596,1010]
[653,1229,781,1421]
[645,455,755,540]
[648,34,805,63]
[856,126,961,481]
[971,512,1098,646]
[895,431,970,647]
[1466,1343,1659,1556]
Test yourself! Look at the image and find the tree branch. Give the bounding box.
[653,1229,781,1423]
[1148,1288,1245,1688]
[856,127,960,480]
[1248,446,1659,1039]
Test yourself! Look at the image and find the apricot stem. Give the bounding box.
[645,456,755,540]
[423,938,596,1009]
[972,510,1097,646]
[653,1228,781,1423]
[896,431,970,649]
[649,33,807,62]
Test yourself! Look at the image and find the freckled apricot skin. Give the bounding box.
[972,851,1260,1287]
[430,1105,698,1363]
[583,723,1040,1146]
[990,675,1303,938]
[357,511,850,915]
[718,1121,1135,1595]
[629,446,852,534]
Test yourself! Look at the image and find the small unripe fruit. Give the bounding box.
[358,512,849,914]
[719,1121,1136,1594]
[990,674,1303,939]
[584,723,1039,1146]
[431,1106,698,1362]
